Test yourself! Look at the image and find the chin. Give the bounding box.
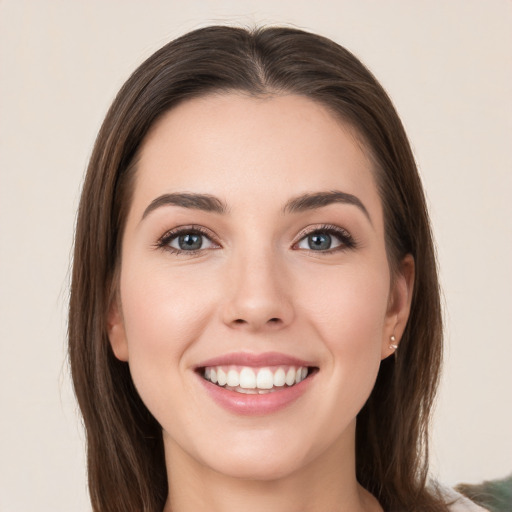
[210,454,302,481]
[197,434,311,481]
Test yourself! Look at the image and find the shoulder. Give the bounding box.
[439,485,490,512]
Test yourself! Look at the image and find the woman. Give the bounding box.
[68,25,485,511]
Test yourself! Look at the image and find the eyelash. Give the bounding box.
[293,224,357,253]
[155,223,356,256]
[155,225,218,256]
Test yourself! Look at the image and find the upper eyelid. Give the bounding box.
[294,224,352,241]
[159,225,219,243]
[157,223,353,250]
[159,223,349,237]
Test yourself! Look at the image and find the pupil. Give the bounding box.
[179,233,202,250]
[309,233,331,250]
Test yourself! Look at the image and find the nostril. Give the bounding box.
[229,317,283,328]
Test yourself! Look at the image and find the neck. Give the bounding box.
[162,421,382,512]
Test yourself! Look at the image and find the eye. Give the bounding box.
[294,225,355,252]
[296,232,342,251]
[157,226,219,254]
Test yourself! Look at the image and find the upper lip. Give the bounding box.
[194,351,317,369]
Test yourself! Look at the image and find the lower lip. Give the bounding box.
[196,371,316,416]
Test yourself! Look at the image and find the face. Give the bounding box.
[108,93,413,481]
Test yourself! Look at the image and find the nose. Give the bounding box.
[220,249,294,332]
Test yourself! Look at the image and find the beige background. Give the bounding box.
[1,1,511,510]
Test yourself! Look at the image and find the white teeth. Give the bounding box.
[256,368,274,389]
[239,367,256,389]
[217,368,227,386]
[226,369,239,387]
[202,365,312,391]
[235,386,256,394]
[285,368,296,386]
[273,368,286,387]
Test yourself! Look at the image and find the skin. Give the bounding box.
[108,93,414,512]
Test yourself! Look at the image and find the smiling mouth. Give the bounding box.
[197,365,319,394]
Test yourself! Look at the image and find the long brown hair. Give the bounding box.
[69,25,445,512]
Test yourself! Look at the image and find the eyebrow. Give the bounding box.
[141,190,371,224]
[283,190,372,224]
[141,193,228,220]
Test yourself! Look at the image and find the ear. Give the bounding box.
[381,254,415,359]
[107,297,129,362]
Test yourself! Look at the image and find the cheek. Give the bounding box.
[120,252,390,377]
[120,258,216,349]
[295,261,390,409]
[118,242,390,427]
[296,260,390,347]
[117,258,220,411]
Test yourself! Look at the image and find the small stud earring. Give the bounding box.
[389,335,398,350]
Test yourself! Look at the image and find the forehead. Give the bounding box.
[130,92,382,225]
